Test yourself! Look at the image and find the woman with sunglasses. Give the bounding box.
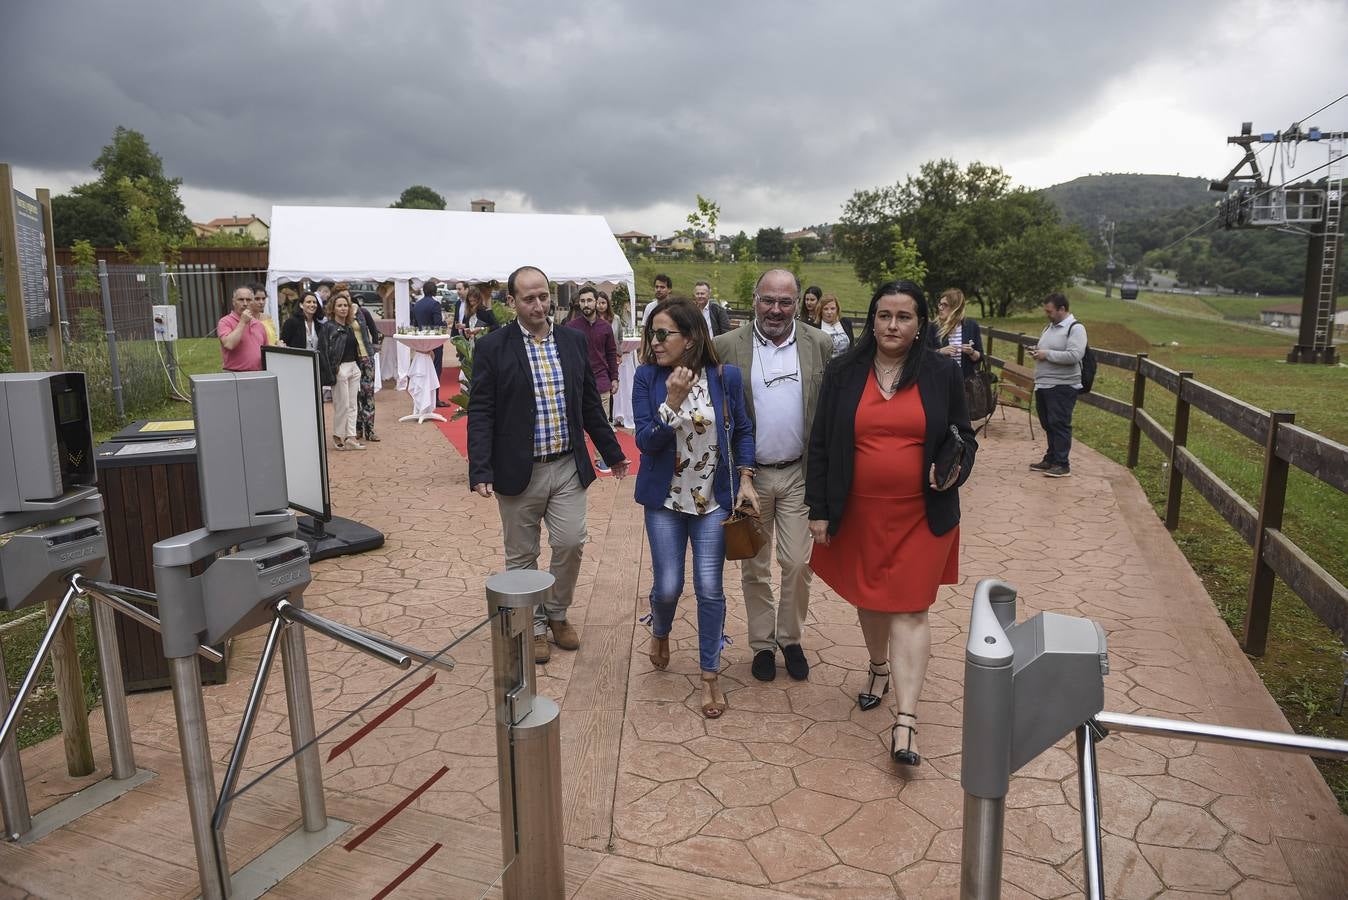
[633,299,759,718]
[806,280,976,767]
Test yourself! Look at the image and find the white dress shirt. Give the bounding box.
[749,323,805,464]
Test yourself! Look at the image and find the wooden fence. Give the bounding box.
[985,327,1348,655]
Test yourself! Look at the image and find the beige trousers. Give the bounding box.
[331,361,361,439]
[741,461,812,653]
[495,457,588,635]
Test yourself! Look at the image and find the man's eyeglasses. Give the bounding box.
[651,328,682,343]
[755,295,797,309]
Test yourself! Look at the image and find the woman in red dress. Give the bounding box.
[806,280,976,767]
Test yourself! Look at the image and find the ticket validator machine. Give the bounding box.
[0,372,114,839]
[153,372,431,899]
[1,373,224,842]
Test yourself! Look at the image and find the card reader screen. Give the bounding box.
[55,389,83,425]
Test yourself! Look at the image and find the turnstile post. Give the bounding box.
[279,620,327,832]
[487,570,564,900]
[90,595,136,780]
[169,655,230,900]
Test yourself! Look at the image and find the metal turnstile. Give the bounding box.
[958,578,1348,899]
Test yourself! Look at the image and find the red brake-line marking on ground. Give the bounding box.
[328,673,437,762]
[370,841,443,900]
[344,764,450,852]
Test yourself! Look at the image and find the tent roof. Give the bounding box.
[266,205,635,287]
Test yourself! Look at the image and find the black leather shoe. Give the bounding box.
[751,649,776,682]
[782,643,809,680]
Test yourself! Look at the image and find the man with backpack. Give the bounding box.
[1028,292,1089,478]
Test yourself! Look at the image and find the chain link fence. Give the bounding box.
[53,261,172,432]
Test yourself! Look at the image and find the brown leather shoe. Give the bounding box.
[550,619,580,651]
[534,634,551,664]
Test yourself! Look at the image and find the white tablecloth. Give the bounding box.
[392,334,452,419]
[612,337,642,427]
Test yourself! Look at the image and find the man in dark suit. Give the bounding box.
[411,280,450,407]
[694,280,732,336]
[469,266,630,664]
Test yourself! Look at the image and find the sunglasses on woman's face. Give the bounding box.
[651,328,682,343]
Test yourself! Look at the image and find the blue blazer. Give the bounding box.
[633,364,756,511]
[411,295,445,329]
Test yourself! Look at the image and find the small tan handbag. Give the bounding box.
[718,366,765,561]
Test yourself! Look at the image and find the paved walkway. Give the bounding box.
[3,389,1347,898]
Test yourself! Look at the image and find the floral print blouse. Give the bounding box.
[658,373,720,515]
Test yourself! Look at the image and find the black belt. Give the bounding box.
[534,449,572,463]
[758,457,801,469]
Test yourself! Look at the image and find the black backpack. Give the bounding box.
[1069,321,1096,394]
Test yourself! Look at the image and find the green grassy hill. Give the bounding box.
[1040,173,1213,228]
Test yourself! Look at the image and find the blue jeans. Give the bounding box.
[644,505,729,672]
[1035,384,1078,465]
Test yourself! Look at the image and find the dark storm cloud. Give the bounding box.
[0,0,1239,220]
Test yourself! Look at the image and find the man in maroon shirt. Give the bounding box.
[566,284,620,471]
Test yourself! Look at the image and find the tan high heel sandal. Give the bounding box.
[700,673,727,719]
[649,635,670,670]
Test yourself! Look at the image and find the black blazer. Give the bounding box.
[467,320,626,496]
[457,305,498,336]
[708,303,732,337]
[806,349,976,536]
[280,313,316,349]
[931,317,983,379]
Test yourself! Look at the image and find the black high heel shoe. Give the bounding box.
[892,712,920,767]
[858,660,890,711]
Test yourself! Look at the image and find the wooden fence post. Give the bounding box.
[1242,409,1296,656]
[1126,353,1148,468]
[1016,333,1026,366]
[45,598,95,776]
[1163,371,1195,530]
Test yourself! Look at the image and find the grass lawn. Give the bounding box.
[991,288,1348,808]
[630,257,876,316]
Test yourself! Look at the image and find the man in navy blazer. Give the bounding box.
[411,280,450,407]
[468,266,630,664]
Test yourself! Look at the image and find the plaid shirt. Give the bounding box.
[523,327,571,457]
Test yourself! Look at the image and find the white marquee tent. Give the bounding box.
[264,205,639,338]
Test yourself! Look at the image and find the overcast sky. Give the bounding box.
[3,0,1345,237]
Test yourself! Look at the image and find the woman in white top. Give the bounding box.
[816,294,856,358]
[633,299,759,718]
[933,288,983,378]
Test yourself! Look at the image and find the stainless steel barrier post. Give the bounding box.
[90,593,136,780]
[279,620,327,833]
[168,654,230,900]
[959,580,1017,899]
[487,570,564,900]
[1075,723,1105,900]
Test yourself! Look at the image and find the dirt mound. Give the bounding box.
[1084,322,1150,354]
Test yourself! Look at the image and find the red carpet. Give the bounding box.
[432,368,640,476]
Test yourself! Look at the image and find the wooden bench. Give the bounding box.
[994,360,1037,438]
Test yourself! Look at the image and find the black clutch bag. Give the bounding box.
[933,425,965,487]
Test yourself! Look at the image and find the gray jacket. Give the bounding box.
[1034,315,1087,389]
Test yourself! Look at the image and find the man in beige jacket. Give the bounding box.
[714,269,832,682]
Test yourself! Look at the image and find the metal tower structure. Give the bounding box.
[1211,122,1346,364]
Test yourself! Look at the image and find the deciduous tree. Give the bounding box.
[51,126,191,251]
[390,185,447,210]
